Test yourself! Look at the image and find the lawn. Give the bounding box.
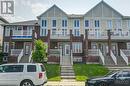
[44,64,61,81]
[73,64,109,81]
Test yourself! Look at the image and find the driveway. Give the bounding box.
[44,79,85,86]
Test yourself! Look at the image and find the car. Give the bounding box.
[0,63,47,86]
[86,70,130,86]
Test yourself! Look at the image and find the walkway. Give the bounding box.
[44,79,85,86]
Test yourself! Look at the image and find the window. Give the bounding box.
[52,29,56,35]
[41,29,47,36]
[62,20,67,27]
[73,29,80,36]
[74,19,80,27]
[2,65,23,72]
[5,27,10,36]
[42,20,47,27]
[40,65,45,72]
[52,20,56,27]
[72,43,82,53]
[85,20,89,27]
[128,20,130,28]
[115,20,121,29]
[107,20,112,29]
[27,65,36,72]
[127,43,130,50]
[95,20,100,27]
[4,42,9,53]
[62,29,67,36]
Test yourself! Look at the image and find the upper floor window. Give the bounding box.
[85,20,89,27]
[5,27,10,36]
[40,28,47,36]
[73,29,80,36]
[42,20,47,27]
[62,20,67,27]
[128,20,130,28]
[115,20,121,29]
[52,20,56,27]
[95,20,100,27]
[107,20,112,29]
[74,19,80,27]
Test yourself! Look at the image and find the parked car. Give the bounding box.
[0,63,47,86]
[86,70,130,86]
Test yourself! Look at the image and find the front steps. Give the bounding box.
[19,55,29,63]
[61,65,75,79]
[104,56,115,66]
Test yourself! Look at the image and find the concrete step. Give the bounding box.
[107,66,130,71]
[61,76,75,79]
[117,56,127,66]
[61,73,75,76]
[105,56,115,66]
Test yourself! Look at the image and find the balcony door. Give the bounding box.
[24,42,31,55]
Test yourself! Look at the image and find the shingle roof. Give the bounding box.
[5,20,38,25]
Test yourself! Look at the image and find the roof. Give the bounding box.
[0,16,9,23]
[5,20,38,26]
[84,0,123,17]
[37,4,68,19]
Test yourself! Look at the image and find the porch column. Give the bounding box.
[48,30,50,54]
[85,29,89,57]
[32,29,35,50]
[70,29,73,53]
[9,29,12,55]
[107,30,111,56]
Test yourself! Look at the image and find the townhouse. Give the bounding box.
[3,1,130,66]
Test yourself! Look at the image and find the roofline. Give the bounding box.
[37,4,68,19]
[84,1,123,17]
[0,16,9,23]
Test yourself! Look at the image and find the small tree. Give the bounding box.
[32,40,48,63]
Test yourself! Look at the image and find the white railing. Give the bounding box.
[99,49,105,65]
[110,50,117,65]
[88,49,99,56]
[17,49,23,63]
[121,50,130,56]
[71,50,73,65]
[11,49,23,56]
[60,49,62,65]
[88,30,108,39]
[29,51,33,63]
[120,49,128,65]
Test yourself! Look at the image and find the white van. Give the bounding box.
[0,63,47,86]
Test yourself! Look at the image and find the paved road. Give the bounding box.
[44,79,85,86]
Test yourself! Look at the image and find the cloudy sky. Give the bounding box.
[1,0,130,23]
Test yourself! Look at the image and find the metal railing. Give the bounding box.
[110,50,117,65]
[49,49,60,57]
[121,50,130,56]
[120,49,128,65]
[17,49,23,63]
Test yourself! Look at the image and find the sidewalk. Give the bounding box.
[44,79,85,86]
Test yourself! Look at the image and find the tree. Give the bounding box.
[32,40,48,63]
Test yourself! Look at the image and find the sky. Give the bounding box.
[1,0,130,23]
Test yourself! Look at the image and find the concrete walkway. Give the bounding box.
[44,79,85,86]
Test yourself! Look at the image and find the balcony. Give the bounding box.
[111,31,130,39]
[88,31,108,39]
[50,29,70,39]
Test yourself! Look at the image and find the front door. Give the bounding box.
[25,45,30,55]
[65,45,70,56]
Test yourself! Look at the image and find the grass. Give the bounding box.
[73,64,109,81]
[44,63,61,81]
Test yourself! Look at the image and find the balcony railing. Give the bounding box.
[88,31,108,39]
[49,49,60,57]
[11,49,23,56]
[111,31,130,39]
[88,49,99,56]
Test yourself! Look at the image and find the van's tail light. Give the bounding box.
[39,73,43,79]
